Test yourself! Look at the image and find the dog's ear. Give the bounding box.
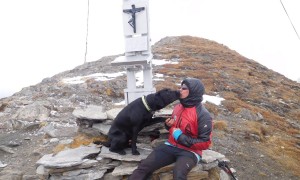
[159,88,171,92]
[175,90,180,98]
[154,96,166,110]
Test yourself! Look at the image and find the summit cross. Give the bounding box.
[123,4,145,33]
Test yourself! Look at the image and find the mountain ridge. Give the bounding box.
[0,35,299,179]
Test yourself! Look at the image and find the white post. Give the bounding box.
[111,0,155,105]
[143,63,153,89]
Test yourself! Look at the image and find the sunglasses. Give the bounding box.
[180,87,189,90]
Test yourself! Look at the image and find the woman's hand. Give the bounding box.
[165,118,175,127]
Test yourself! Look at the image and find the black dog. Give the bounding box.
[104,88,180,155]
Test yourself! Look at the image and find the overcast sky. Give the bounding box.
[0,0,299,98]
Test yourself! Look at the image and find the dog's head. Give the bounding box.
[146,88,180,111]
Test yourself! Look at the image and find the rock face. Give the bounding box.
[0,36,299,180]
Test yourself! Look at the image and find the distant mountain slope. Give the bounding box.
[153,36,299,121]
[152,36,300,177]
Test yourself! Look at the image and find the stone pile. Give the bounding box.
[35,105,235,180]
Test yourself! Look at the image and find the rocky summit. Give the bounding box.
[0,36,299,180]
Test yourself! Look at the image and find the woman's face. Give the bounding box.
[180,84,189,99]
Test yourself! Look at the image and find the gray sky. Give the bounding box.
[0,0,299,98]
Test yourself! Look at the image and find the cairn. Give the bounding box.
[35,105,235,179]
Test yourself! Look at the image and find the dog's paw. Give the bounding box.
[118,150,126,155]
[110,149,126,155]
[132,150,140,155]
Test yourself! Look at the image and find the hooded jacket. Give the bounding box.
[167,78,212,156]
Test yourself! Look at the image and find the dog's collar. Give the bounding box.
[142,96,152,112]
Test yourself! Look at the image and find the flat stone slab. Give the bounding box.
[72,105,107,120]
[92,123,111,135]
[99,146,152,162]
[112,164,138,176]
[201,149,225,163]
[47,160,99,174]
[106,108,123,120]
[51,169,107,180]
[36,145,100,168]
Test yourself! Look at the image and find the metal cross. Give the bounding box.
[123,4,145,33]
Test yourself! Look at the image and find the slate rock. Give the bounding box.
[99,146,151,162]
[201,150,225,163]
[72,105,107,120]
[36,144,100,168]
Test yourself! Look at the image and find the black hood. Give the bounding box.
[179,78,205,107]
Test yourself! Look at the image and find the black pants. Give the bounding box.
[129,144,198,180]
